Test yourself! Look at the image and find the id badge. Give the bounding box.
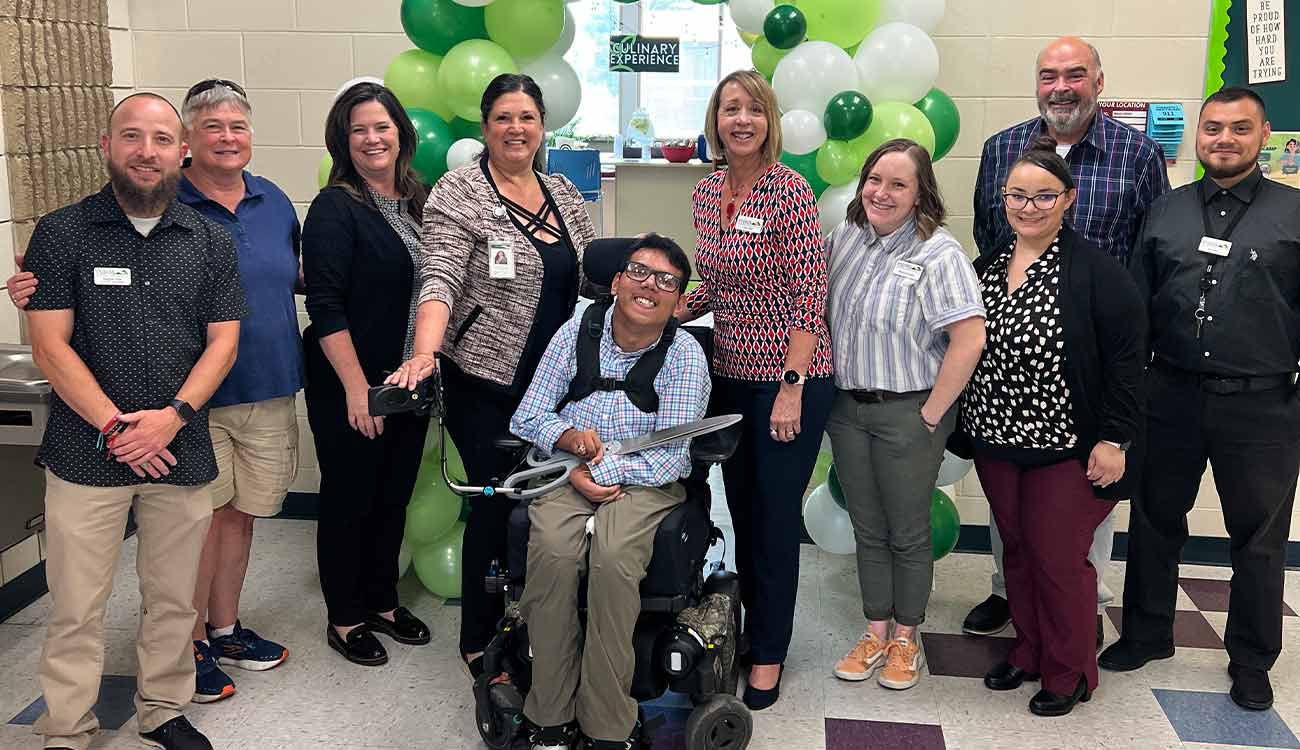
[93,267,131,286]
[893,260,924,282]
[1198,236,1232,257]
[735,215,764,234]
[488,238,515,279]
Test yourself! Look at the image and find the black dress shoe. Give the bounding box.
[366,606,431,645]
[1097,638,1174,672]
[1096,614,1104,649]
[327,624,388,666]
[962,595,1011,636]
[139,716,213,750]
[1028,676,1091,717]
[743,665,784,711]
[983,661,1040,691]
[1229,663,1273,710]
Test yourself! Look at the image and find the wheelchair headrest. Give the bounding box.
[583,237,640,287]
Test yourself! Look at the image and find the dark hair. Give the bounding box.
[324,82,428,220]
[1287,138,1300,150]
[479,74,547,173]
[623,232,691,289]
[845,139,946,240]
[1007,134,1076,191]
[1201,85,1267,118]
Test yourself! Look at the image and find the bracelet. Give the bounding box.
[919,410,939,429]
[101,413,123,435]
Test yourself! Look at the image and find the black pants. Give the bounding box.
[713,376,835,665]
[442,360,527,655]
[1122,366,1300,670]
[307,386,429,627]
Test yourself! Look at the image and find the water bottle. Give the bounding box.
[641,142,651,161]
[612,133,623,160]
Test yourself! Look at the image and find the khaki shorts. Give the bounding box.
[208,395,300,517]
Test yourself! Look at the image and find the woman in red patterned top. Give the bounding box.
[677,69,834,711]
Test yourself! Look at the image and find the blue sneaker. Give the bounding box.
[208,620,289,672]
[192,641,236,704]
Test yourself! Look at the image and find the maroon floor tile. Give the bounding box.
[922,632,1015,679]
[1179,577,1296,616]
[825,718,946,750]
[1106,607,1225,649]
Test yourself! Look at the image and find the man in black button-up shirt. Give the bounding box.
[21,93,244,750]
[1101,87,1300,713]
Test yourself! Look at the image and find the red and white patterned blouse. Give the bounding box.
[685,162,833,381]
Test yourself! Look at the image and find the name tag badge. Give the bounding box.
[893,260,924,282]
[488,238,516,280]
[93,267,131,286]
[1198,236,1232,257]
[735,215,764,234]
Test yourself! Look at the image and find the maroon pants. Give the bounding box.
[974,454,1117,694]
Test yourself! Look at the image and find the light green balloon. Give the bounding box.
[794,0,881,49]
[316,153,332,189]
[851,100,937,158]
[751,38,790,80]
[485,0,564,62]
[815,139,863,186]
[404,494,459,545]
[438,39,520,122]
[385,48,455,123]
[413,521,465,599]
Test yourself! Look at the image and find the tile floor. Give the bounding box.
[5,491,1300,750]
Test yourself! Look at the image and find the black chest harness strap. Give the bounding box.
[556,297,677,414]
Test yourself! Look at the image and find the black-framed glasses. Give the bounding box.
[623,260,684,293]
[184,78,248,104]
[1002,192,1064,210]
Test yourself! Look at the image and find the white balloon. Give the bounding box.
[398,540,413,578]
[332,75,384,104]
[780,110,827,155]
[553,6,576,56]
[879,0,946,34]
[728,0,775,35]
[936,450,974,487]
[446,138,485,171]
[453,0,494,5]
[802,483,856,555]
[522,53,582,130]
[772,41,859,117]
[854,22,940,105]
[816,180,857,236]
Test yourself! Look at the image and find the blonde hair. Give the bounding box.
[704,70,782,166]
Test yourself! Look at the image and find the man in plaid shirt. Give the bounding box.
[509,234,710,750]
[964,36,1170,643]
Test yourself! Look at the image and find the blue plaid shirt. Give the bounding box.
[973,112,1169,261]
[510,305,711,488]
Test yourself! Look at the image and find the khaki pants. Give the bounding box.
[35,470,213,750]
[520,482,685,743]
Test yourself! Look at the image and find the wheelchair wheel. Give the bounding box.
[474,680,525,749]
[684,694,751,750]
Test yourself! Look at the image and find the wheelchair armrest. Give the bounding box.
[689,423,740,465]
[493,435,529,452]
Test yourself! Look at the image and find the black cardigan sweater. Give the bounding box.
[952,224,1148,501]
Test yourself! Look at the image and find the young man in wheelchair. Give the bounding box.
[509,233,711,750]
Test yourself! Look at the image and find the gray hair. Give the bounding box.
[182,83,252,130]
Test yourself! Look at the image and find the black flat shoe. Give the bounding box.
[1097,638,1174,672]
[366,606,431,645]
[962,595,1011,636]
[1028,676,1091,717]
[1096,614,1105,650]
[743,665,784,711]
[1229,663,1273,710]
[983,661,1040,691]
[327,624,388,666]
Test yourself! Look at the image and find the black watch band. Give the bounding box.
[169,399,196,424]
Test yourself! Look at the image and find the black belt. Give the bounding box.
[848,388,930,404]
[1153,362,1296,395]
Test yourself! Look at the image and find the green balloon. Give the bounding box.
[316,153,332,190]
[449,117,484,143]
[816,139,863,186]
[407,108,454,185]
[751,38,790,81]
[914,88,961,161]
[438,38,519,122]
[763,5,807,50]
[404,494,459,545]
[851,100,937,158]
[809,449,833,491]
[931,488,961,560]
[780,149,829,197]
[823,90,873,141]
[413,521,465,598]
[793,0,881,49]
[485,0,563,62]
[419,430,466,487]
[385,49,455,123]
[827,463,845,510]
[400,0,487,56]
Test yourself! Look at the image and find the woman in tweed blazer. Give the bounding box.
[387,74,597,676]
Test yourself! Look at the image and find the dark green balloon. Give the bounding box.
[407,108,454,185]
[914,87,961,161]
[449,117,484,142]
[780,149,829,198]
[763,5,807,50]
[931,488,961,560]
[827,463,845,510]
[400,0,487,56]
[824,90,873,141]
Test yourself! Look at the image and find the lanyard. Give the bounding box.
[1192,176,1263,339]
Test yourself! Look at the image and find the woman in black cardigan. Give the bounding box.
[955,136,1145,716]
[302,83,433,666]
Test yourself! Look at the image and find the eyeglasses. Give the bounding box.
[623,260,684,293]
[1002,192,1064,210]
[184,78,248,104]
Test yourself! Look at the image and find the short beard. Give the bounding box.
[1200,154,1260,181]
[1038,97,1097,137]
[107,161,179,217]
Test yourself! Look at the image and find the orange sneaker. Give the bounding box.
[878,635,925,690]
[834,632,888,681]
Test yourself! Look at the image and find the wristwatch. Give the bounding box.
[169,398,197,425]
[782,369,806,386]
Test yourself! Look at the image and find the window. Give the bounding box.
[562,0,621,139]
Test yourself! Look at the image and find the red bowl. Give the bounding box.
[661,145,695,163]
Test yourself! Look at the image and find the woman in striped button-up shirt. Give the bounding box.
[825,139,986,692]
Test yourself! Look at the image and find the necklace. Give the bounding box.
[725,167,760,224]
